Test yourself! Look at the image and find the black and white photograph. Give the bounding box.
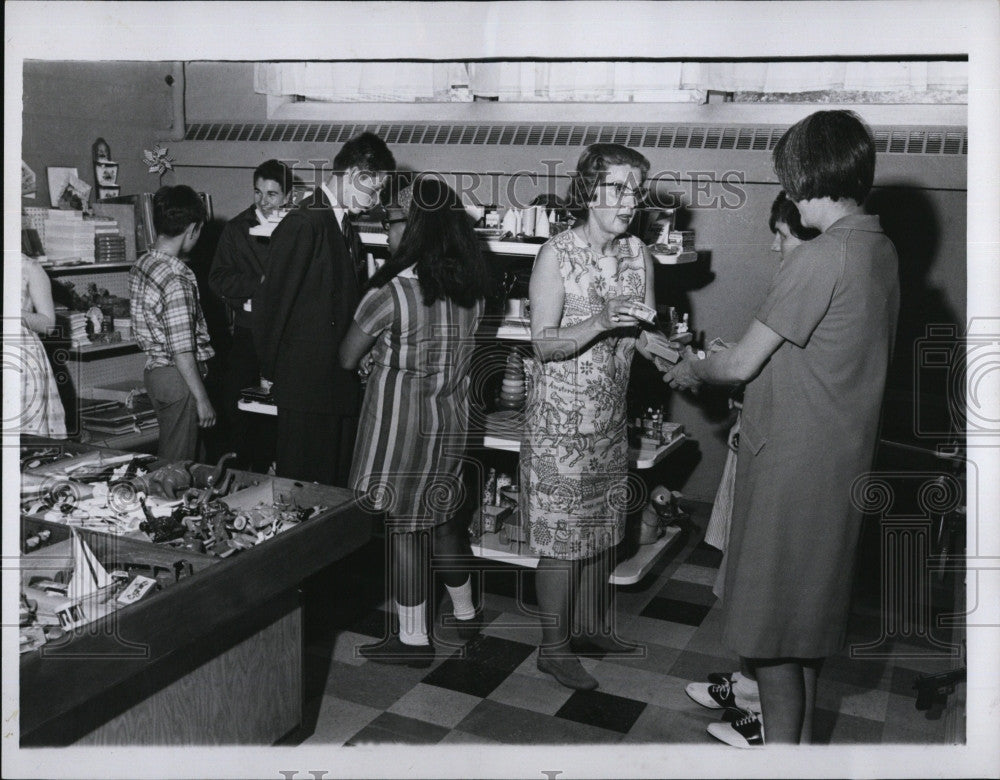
[4,2,998,778]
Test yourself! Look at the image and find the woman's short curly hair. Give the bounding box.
[566,143,650,219]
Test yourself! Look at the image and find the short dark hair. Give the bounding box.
[566,143,650,218]
[152,185,207,238]
[773,110,876,204]
[368,175,490,308]
[254,159,294,194]
[333,131,396,174]
[769,191,821,241]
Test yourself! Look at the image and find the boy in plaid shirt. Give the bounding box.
[129,185,216,460]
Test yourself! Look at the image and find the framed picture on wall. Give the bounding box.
[97,186,120,200]
[94,160,119,186]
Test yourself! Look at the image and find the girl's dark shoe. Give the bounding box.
[358,636,436,668]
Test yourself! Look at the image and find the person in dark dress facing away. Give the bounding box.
[665,110,900,747]
[254,133,395,486]
[209,159,293,472]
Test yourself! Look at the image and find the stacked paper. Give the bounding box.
[43,210,94,263]
[54,309,90,346]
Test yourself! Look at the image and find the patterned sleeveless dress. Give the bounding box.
[519,230,645,560]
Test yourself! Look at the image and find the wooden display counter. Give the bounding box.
[18,440,371,746]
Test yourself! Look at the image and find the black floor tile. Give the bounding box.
[555,689,647,734]
[684,543,724,569]
[653,579,718,607]
[422,657,514,699]
[461,633,535,668]
[345,711,449,745]
[640,597,712,627]
[457,698,622,744]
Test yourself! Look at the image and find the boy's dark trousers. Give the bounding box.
[144,365,199,462]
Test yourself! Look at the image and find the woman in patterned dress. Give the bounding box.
[19,256,67,437]
[520,144,667,690]
[340,177,491,666]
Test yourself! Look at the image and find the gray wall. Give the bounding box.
[22,61,967,499]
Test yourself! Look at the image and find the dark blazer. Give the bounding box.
[253,189,361,415]
[208,205,269,330]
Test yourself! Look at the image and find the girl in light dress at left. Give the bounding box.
[19,256,67,437]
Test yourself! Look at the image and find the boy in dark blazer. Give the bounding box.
[253,133,394,486]
[209,159,293,472]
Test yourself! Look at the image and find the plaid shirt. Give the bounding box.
[129,249,214,370]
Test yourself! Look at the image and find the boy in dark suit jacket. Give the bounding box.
[253,133,395,486]
[209,159,293,472]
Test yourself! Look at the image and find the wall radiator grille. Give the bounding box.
[185,122,967,154]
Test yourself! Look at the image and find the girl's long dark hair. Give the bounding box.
[367,176,491,308]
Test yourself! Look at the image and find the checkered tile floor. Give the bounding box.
[286,503,964,746]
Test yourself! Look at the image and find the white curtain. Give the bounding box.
[255,61,967,102]
[254,62,469,102]
[687,61,967,93]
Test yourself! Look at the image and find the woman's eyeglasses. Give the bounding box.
[381,217,407,231]
[595,182,648,202]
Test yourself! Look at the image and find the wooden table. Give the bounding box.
[19,443,371,746]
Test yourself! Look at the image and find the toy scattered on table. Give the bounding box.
[21,444,330,558]
[498,349,526,410]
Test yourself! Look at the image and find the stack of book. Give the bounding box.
[94,231,126,264]
[54,309,90,346]
[79,396,157,436]
[43,211,124,265]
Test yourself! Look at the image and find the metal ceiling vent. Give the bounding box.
[185,122,968,154]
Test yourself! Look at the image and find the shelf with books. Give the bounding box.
[45,261,134,275]
[61,340,141,361]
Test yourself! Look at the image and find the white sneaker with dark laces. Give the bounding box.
[686,674,760,711]
[707,710,765,748]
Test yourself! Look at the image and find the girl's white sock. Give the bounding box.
[445,577,476,620]
[396,600,429,646]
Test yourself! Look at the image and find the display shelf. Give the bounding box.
[361,231,542,257]
[651,249,697,265]
[471,525,682,585]
[45,262,134,275]
[64,340,140,360]
[78,423,159,451]
[238,398,277,416]
[479,410,687,469]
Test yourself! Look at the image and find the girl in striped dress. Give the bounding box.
[340,177,491,666]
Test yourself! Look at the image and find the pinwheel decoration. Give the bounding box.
[142,144,175,184]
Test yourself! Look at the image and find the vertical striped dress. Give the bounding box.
[349,269,483,529]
